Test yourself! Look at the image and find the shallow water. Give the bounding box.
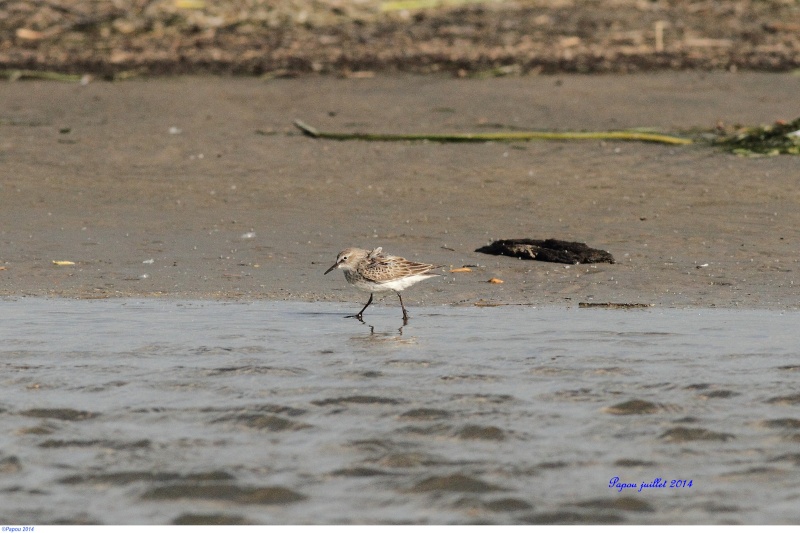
[1,299,798,525]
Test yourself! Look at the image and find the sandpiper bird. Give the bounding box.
[324,247,439,321]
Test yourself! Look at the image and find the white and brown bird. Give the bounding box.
[324,247,439,321]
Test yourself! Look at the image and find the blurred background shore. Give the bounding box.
[3,0,800,78]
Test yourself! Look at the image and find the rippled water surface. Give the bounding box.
[1,299,799,524]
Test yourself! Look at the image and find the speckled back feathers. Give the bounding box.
[356,247,437,283]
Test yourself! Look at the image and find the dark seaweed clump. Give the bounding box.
[715,117,800,156]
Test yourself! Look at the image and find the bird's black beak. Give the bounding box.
[324,262,338,275]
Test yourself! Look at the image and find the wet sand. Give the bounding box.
[1,72,799,308]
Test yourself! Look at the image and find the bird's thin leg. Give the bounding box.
[347,293,373,320]
[396,292,409,321]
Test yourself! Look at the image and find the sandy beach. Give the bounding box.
[1,72,799,308]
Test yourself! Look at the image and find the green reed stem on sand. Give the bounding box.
[1,70,86,82]
[293,119,693,145]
